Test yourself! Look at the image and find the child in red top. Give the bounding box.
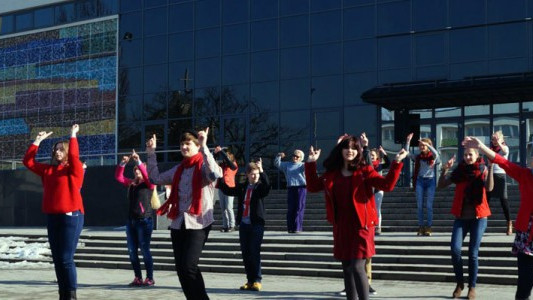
[305,135,407,300]
[23,124,84,300]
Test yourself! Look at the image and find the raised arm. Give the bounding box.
[198,128,222,182]
[366,149,407,192]
[304,146,324,193]
[131,149,155,189]
[380,146,391,169]
[23,130,53,176]
[68,124,84,188]
[274,153,287,172]
[145,134,176,185]
[253,158,271,198]
[115,155,133,187]
[215,146,238,170]
[484,163,494,192]
[437,155,455,189]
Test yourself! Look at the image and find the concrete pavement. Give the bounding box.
[0,266,517,300]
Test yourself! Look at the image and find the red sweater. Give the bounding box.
[23,137,85,214]
[305,161,403,228]
[493,154,533,241]
[450,181,491,219]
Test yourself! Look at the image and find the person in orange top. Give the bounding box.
[23,124,84,300]
[214,146,238,232]
[305,135,407,300]
[438,147,493,300]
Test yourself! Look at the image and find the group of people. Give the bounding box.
[23,124,533,300]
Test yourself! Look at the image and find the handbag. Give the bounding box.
[150,187,161,209]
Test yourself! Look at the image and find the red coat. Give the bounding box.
[493,154,533,241]
[450,181,491,219]
[23,138,85,214]
[305,160,403,228]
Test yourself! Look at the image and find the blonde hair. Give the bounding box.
[493,130,504,140]
[294,149,305,162]
[420,138,433,147]
[246,162,260,174]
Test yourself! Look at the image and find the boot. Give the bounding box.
[424,226,432,236]
[467,287,476,299]
[452,282,464,298]
[417,226,425,236]
[507,221,513,235]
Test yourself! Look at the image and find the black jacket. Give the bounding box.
[218,172,271,226]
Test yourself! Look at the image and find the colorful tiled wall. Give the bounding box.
[0,18,117,162]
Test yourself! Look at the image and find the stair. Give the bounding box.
[0,185,521,285]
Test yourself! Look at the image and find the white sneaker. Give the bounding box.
[338,289,346,296]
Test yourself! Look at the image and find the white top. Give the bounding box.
[493,145,509,174]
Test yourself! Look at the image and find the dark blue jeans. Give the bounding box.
[239,222,264,284]
[47,211,84,292]
[450,218,487,287]
[415,177,435,227]
[126,217,154,280]
[287,186,306,232]
[516,252,533,300]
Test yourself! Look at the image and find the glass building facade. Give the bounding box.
[2,0,533,187]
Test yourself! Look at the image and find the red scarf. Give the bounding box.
[412,151,435,187]
[372,160,380,170]
[490,141,505,154]
[157,152,204,219]
[450,158,485,204]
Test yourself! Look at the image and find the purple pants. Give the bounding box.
[287,186,307,232]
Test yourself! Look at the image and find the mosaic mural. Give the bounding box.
[0,18,117,163]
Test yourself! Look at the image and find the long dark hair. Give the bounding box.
[323,136,363,172]
[50,140,69,165]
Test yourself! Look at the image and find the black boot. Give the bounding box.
[65,290,77,300]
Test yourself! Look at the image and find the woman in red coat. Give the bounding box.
[305,135,407,300]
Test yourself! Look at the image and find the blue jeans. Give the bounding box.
[450,218,487,287]
[416,177,435,227]
[126,217,154,280]
[516,252,533,299]
[47,211,84,292]
[239,223,264,284]
[218,190,235,228]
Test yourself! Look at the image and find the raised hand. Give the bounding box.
[214,146,222,154]
[71,124,79,137]
[278,152,285,159]
[256,157,263,172]
[462,136,482,149]
[443,155,456,171]
[34,131,53,145]
[197,127,209,148]
[394,148,408,162]
[146,134,157,153]
[121,155,130,165]
[336,133,350,145]
[360,132,369,147]
[418,139,430,147]
[308,145,321,162]
[378,146,387,155]
[131,149,140,162]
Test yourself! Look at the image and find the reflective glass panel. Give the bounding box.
[415,33,446,66]
[119,12,142,41]
[413,0,447,31]
[464,118,490,140]
[169,3,194,32]
[251,81,279,112]
[169,32,194,62]
[280,47,310,79]
[344,39,376,73]
[221,84,249,113]
[55,3,75,24]
[223,24,249,54]
[344,105,378,139]
[489,23,527,59]
[144,7,167,36]
[450,27,486,63]
[118,123,141,149]
[449,0,485,27]
[196,0,221,28]
[251,0,278,19]
[344,72,377,105]
[465,105,490,116]
[195,57,221,88]
[312,43,342,76]
[377,1,410,35]
[487,0,526,23]
[313,110,341,139]
[344,6,375,40]
[435,107,461,118]
[34,7,54,28]
[280,15,309,47]
[523,101,533,112]
[311,0,341,11]
[196,28,221,58]
[493,103,519,114]
[311,10,341,44]
[280,79,311,110]
[251,20,278,51]
[169,119,193,146]
[195,86,220,116]
[0,15,14,34]
[169,61,194,91]
[144,93,168,120]
[143,64,168,93]
[311,75,342,108]
[144,36,168,65]
[437,121,460,164]
[281,0,309,16]
[168,90,193,118]
[526,118,533,164]
[378,36,411,69]
[223,0,249,24]
[118,95,142,122]
[120,39,142,68]
[222,54,250,85]
[251,50,279,82]
[280,111,310,141]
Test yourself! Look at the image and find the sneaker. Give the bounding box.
[143,278,155,286]
[250,282,262,291]
[128,277,142,287]
[240,282,251,290]
[452,282,464,298]
[467,287,476,299]
[369,285,377,295]
[227,227,234,232]
[424,227,432,236]
[220,227,228,232]
[338,289,346,296]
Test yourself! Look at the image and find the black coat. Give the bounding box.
[218,173,271,226]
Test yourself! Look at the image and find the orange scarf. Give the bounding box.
[157,152,204,219]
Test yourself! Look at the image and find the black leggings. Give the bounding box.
[342,259,368,300]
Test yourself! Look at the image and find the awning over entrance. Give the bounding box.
[361,72,533,111]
